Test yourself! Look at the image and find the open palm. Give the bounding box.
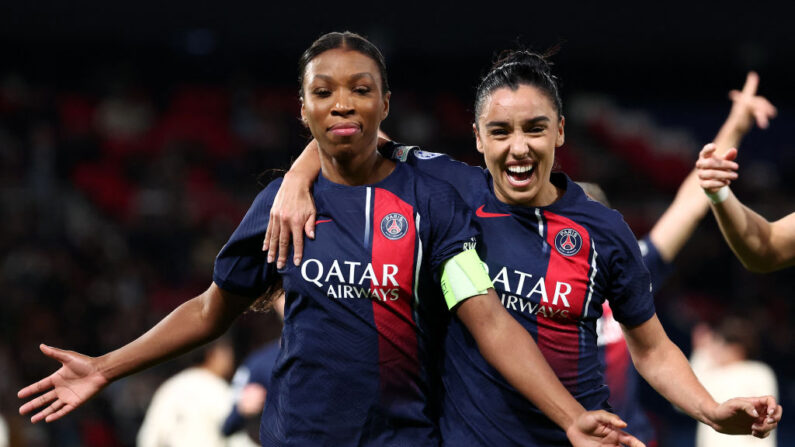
[18,344,109,423]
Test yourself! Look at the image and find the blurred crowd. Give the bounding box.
[1,67,794,446]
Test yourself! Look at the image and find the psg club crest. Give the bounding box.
[380,212,409,240]
[554,228,582,256]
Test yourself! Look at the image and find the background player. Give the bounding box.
[690,317,778,447]
[696,116,795,272]
[17,32,644,447]
[136,338,257,447]
[221,295,284,442]
[263,50,782,445]
[577,71,778,447]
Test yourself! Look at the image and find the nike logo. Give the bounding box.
[316,219,333,224]
[475,205,511,218]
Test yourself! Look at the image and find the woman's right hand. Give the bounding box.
[263,170,317,269]
[566,410,646,447]
[18,344,109,423]
[696,143,739,193]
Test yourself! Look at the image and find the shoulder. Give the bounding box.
[384,141,487,181]
[402,165,471,211]
[556,176,635,242]
[738,361,778,379]
[254,177,284,205]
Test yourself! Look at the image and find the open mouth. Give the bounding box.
[505,164,535,186]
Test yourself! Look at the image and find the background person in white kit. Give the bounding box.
[137,337,258,447]
[0,414,8,447]
[690,317,778,447]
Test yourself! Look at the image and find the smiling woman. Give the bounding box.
[264,47,783,446]
[17,32,646,447]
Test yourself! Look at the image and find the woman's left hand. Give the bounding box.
[706,395,782,438]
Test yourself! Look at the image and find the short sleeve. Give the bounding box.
[422,179,481,273]
[606,217,656,327]
[637,235,673,293]
[381,142,487,203]
[213,179,282,297]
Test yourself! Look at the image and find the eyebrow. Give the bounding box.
[484,116,551,128]
[312,72,376,83]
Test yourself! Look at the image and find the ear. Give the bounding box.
[300,99,308,128]
[473,123,484,154]
[381,91,391,120]
[555,116,566,147]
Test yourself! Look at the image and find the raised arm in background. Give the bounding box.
[696,143,795,272]
[649,72,777,261]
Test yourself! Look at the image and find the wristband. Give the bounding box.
[704,186,730,204]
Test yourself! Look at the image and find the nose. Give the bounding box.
[331,91,354,117]
[508,133,531,159]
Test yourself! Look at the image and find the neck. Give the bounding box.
[529,180,563,207]
[319,142,394,186]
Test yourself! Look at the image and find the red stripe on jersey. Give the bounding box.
[601,303,631,405]
[540,211,593,393]
[370,188,419,400]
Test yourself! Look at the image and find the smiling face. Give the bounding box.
[301,48,390,163]
[474,84,565,207]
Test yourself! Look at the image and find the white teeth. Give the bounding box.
[507,165,534,174]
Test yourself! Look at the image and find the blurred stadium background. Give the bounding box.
[1,2,794,446]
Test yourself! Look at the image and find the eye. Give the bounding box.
[489,129,509,138]
[353,85,372,95]
[312,88,331,98]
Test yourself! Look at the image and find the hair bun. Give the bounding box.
[492,50,552,75]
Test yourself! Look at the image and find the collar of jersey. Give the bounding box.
[315,160,405,192]
[483,171,580,217]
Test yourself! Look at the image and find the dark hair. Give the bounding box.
[297,31,389,99]
[474,49,563,127]
[714,316,760,359]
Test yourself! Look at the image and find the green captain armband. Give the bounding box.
[440,249,493,310]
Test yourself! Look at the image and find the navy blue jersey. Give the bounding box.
[383,145,656,446]
[214,158,479,447]
[597,235,673,445]
[222,339,280,436]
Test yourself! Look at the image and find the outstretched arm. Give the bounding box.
[457,291,644,447]
[443,251,643,446]
[649,72,777,262]
[622,314,781,438]
[18,283,255,423]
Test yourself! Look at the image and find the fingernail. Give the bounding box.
[267,254,274,263]
[309,231,315,239]
[277,261,284,269]
[753,410,759,417]
[768,407,775,415]
[294,257,301,266]
[767,418,775,424]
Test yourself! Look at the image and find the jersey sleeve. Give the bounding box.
[605,217,656,327]
[637,235,674,293]
[421,179,481,273]
[213,179,282,297]
[380,142,487,202]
